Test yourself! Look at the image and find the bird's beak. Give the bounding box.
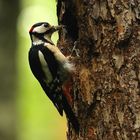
[52,25,65,32]
[44,25,66,35]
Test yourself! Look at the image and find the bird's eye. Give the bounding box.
[44,23,49,27]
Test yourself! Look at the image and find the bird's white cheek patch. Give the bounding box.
[33,25,47,33]
[38,50,53,83]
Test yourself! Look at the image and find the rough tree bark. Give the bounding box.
[0,0,19,140]
[57,0,140,140]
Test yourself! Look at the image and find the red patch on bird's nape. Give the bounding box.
[29,27,34,33]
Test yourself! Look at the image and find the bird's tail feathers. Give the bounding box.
[40,80,79,132]
[62,94,80,133]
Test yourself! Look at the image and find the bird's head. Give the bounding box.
[29,22,63,45]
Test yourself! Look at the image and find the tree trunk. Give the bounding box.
[57,0,140,139]
[0,0,19,140]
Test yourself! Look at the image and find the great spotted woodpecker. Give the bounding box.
[28,22,79,132]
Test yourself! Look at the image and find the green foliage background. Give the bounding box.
[17,0,66,139]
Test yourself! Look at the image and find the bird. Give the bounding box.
[28,22,79,132]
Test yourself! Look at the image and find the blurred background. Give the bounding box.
[0,0,66,140]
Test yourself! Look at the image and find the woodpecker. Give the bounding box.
[28,22,79,132]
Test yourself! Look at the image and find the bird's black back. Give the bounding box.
[28,44,63,114]
[28,44,58,81]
